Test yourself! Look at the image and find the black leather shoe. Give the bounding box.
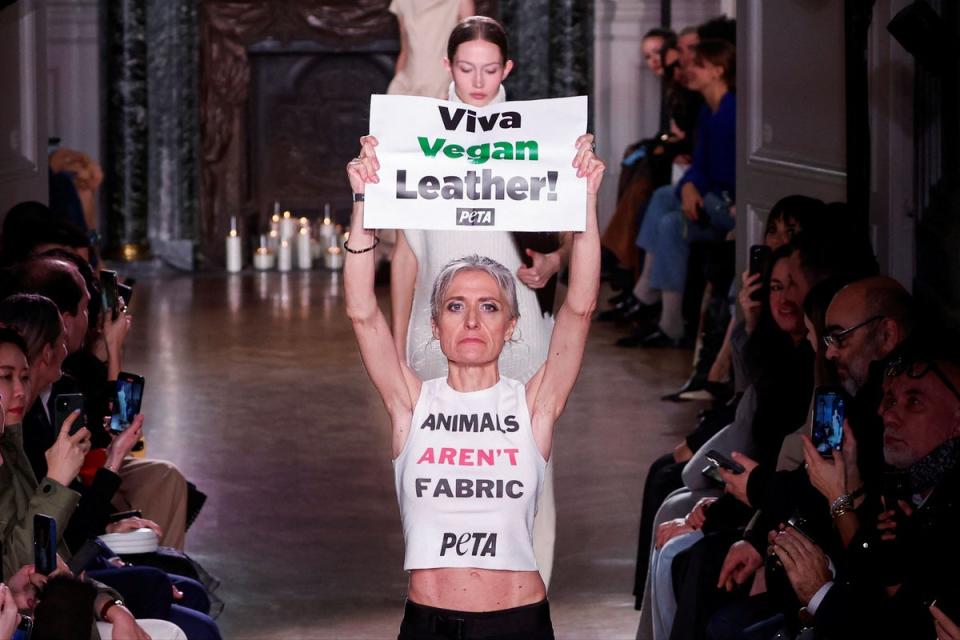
[638,328,685,348]
[597,294,641,322]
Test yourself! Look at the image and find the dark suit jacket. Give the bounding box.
[814,464,960,639]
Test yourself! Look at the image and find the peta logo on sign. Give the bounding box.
[456,208,495,226]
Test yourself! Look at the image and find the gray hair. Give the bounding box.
[429,255,520,324]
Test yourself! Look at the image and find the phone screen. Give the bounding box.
[111,374,144,433]
[33,514,57,576]
[813,388,845,455]
[100,270,119,314]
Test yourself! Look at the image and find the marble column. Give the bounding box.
[104,0,149,258]
[146,0,199,270]
[499,0,594,100]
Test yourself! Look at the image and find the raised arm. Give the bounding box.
[526,135,604,455]
[390,230,418,359]
[459,0,476,20]
[345,138,420,453]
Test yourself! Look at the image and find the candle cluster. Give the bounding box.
[228,201,348,273]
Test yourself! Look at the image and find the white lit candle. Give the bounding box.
[324,246,344,271]
[319,212,335,241]
[253,247,275,270]
[278,240,292,272]
[268,228,279,252]
[297,227,312,270]
[226,228,242,273]
[280,210,296,240]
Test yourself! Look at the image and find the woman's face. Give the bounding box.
[0,343,30,428]
[445,39,514,107]
[432,270,517,366]
[641,37,664,75]
[764,216,801,250]
[769,258,806,338]
[685,56,725,94]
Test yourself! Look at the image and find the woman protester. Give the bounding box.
[344,63,604,639]
[387,15,582,587]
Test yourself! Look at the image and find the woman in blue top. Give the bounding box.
[626,39,736,347]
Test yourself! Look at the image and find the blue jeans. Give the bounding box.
[646,191,734,293]
[635,185,679,252]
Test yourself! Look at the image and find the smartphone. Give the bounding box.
[100,270,119,318]
[106,509,142,524]
[33,514,57,576]
[12,614,32,640]
[53,394,86,435]
[705,449,745,474]
[110,372,145,433]
[701,464,723,485]
[118,282,133,306]
[812,386,846,456]
[748,245,773,301]
[66,539,101,574]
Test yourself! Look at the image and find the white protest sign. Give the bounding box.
[365,94,587,232]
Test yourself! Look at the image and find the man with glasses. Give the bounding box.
[824,277,914,397]
[772,344,960,639]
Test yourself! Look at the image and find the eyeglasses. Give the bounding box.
[823,315,885,349]
[885,355,960,404]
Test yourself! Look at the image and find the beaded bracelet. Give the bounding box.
[344,236,381,254]
[830,494,854,519]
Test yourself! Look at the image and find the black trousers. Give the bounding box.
[634,452,686,607]
[398,599,554,640]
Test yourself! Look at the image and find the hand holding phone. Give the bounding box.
[706,449,746,474]
[110,373,145,434]
[53,394,86,436]
[100,270,120,319]
[748,245,772,302]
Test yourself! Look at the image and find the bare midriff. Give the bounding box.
[408,567,546,612]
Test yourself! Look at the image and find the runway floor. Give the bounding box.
[122,269,701,639]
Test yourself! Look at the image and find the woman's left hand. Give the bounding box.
[517,249,561,290]
[573,134,605,195]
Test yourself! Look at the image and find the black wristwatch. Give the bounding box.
[352,193,365,202]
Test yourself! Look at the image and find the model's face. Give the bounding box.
[0,343,30,428]
[769,258,805,338]
[446,39,514,108]
[880,368,960,469]
[641,37,665,75]
[433,270,516,366]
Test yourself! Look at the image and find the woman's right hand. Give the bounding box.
[738,271,763,333]
[105,516,162,539]
[104,415,144,473]
[45,411,91,487]
[346,135,380,194]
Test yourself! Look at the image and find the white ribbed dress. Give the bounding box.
[402,83,554,384]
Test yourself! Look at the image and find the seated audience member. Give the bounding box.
[662,195,825,402]
[768,340,960,640]
[637,245,815,638]
[0,328,217,638]
[641,28,677,77]
[633,230,814,600]
[620,39,736,347]
[2,255,189,549]
[676,278,915,639]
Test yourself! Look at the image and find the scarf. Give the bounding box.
[909,436,960,495]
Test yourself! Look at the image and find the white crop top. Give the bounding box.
[394,377,546,571]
